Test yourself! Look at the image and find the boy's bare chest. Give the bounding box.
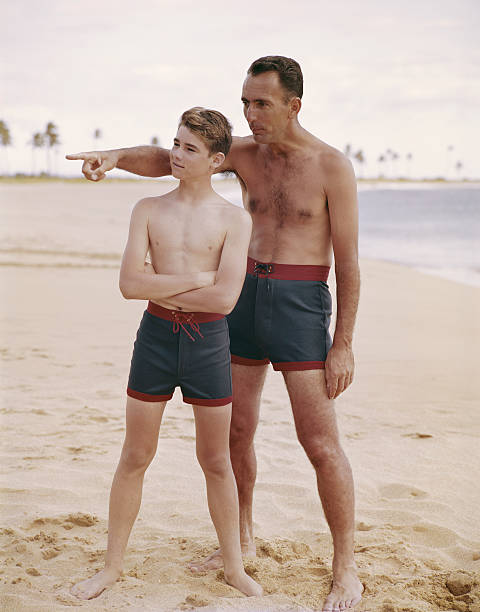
[148,208,225,257]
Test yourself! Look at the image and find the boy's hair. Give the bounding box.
[247,56,303,101]
[179,107,232,156]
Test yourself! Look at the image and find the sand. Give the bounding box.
[1,182,479,611]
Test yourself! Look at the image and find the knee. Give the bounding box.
[299,436,343,471]
[229,416,256,453]
[197,450,231,479]
[119,442,156,473]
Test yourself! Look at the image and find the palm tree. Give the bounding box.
[354,149,365,178]
[406,153,413,178]
[93,128,102,149]
[151,136,160,146]
[29,132,45,175]
[377,154,386,178]
[455,161,463,180]
[0,120,12,175]
[391,151,400,178]
[45,122,60,175]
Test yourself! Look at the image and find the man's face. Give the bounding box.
[170,125,214,179]
[241,72,292,144]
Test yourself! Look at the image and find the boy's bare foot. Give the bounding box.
[188,541,256,572]
[224,569,263,597]
[70,567,121,600]
[322,564,364,611]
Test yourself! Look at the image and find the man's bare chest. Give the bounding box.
[239,164,326,226]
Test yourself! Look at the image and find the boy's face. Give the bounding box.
[170,125,216,179]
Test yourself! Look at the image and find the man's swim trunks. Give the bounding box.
[227,257,332,371]
[127,301,232,406]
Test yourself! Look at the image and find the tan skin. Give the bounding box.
[67,71,362,611]
[70,127,262,600]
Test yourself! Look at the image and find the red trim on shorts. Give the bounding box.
[147,301,224,322]
[183,396,233,407]
[231,354,270,366]
[127,387,173,402]
[272,360,326,371]
[246,257,330,282]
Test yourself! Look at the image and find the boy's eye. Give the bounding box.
[187,147,195,152]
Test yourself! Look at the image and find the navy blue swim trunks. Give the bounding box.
[127,301,232,406]
[227,257,332,371]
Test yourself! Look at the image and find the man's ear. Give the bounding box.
[211,151,225,170]
[288,97,302,118]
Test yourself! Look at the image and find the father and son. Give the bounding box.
[67,56,362,611]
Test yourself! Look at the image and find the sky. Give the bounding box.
[2,0,479,179]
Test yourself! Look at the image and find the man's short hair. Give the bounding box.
[179,107,232,156]
[247,56,303,100]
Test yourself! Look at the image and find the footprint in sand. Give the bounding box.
[402,432,433,439]
[379,483,428,499]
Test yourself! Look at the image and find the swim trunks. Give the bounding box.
[227,257,332,371]
[127,301,232,406]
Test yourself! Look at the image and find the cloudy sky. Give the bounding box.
[2,0,479,178]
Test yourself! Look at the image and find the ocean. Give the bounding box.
[221,183,480,288]
[1,182,479,288]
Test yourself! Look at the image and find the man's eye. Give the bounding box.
[187,147,195,152]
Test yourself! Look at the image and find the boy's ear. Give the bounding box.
[211,151,225,170]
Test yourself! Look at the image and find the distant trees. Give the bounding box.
[151,136,160,146]
[93,128,102,149]
[344,144,366,177]
[29,132,45,175]
[0,120,12,174]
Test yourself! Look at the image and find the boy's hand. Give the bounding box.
[65,150,119,181]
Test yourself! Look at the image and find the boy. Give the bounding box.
[71,108,262,599]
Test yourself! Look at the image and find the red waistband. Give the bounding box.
[147,301,224,322]
[246,257,330,281]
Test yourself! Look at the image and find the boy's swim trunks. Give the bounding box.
[127,302,232,406]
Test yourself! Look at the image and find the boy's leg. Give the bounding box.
[71,397,166,600]
[193,403,262,597]
[188,362,267,571]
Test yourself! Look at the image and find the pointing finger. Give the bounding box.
[65,152,97,161]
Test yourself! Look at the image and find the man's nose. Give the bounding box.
[246,106,257,122]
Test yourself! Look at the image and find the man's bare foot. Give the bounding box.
[322,565,364,611]
[224,569,263,597]
[70,567,121,600]
[188,541,256,573]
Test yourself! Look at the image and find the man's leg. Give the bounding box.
[193,403,262,597]
[282,369,363,611]
[71,397,166,600]
[189,362,268,571]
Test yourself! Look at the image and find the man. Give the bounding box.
[67,56,363,611]
[70,108,262,600]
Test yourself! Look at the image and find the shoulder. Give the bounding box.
[213,196,252,232]
[132,192,174,215]
[308,137,354,177]
[226,136,258,166]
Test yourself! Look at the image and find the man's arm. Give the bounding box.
[324,154,360,400]
[119,199,215,301]
[65,137,244,182]
[162,209,252,315]
[66,146,172,181]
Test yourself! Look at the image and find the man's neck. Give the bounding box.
[177,176,215,203]
[266,122,310,156]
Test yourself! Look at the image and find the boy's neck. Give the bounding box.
[177,176,215,203]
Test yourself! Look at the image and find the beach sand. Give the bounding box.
[1,182,479,611]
